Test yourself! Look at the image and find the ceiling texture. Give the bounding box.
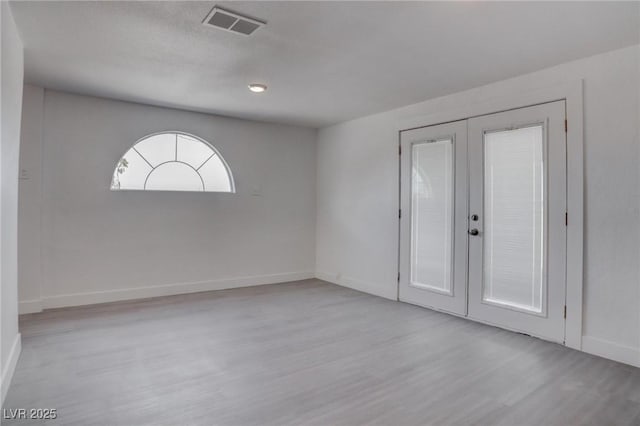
[9,1,640,128]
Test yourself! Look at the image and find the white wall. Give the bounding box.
[316,45,640,366]
[1,2,25,403]
[18,89,317,311]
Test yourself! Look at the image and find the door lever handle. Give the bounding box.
[468,229,479,236]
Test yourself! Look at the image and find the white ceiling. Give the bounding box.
[9,1,640,128]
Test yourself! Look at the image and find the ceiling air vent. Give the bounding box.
[203,6,266,36]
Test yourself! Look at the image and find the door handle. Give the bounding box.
[469,229,479,236]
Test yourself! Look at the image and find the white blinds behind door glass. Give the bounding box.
[411,139,454,294]
[483,125,544,313]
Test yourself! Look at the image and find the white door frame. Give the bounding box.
[395,80,584,351]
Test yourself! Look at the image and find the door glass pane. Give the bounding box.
[483,125,544,313]
[411,139,454,294]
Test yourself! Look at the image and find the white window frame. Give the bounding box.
[111,131,236,193]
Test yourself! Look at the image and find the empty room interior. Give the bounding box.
[1,1,640,424]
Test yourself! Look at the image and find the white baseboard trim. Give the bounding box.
[582,335,640,368]
[1,333,22,405]
[19,272,314,313]
[18,299,43,315]
[315,271,396,301]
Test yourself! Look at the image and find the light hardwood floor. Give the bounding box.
[4,279,640,425]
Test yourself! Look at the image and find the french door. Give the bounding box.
[399,120,468,315]
[399,101,567,343]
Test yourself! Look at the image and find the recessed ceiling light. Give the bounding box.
[248,84,267,93]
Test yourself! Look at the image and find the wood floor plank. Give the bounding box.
[3,279,640,425]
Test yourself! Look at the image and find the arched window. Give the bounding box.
[111,132,235,192]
